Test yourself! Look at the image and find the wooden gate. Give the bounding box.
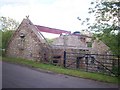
[63,51,119,76]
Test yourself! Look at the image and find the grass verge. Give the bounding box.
[2,56,119,84]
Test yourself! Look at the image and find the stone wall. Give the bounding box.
[52,35,87,48]
[6,19,51,62]
[92,40,110,54]
[6,18,112,70]
[51,47,90,67]
[52,48,64,66]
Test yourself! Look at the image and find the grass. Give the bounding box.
[2,56,119,84]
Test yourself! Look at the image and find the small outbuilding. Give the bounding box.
[6,18,51,62]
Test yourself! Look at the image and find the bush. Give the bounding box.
[112,66,120,76]
[2,30,14,49]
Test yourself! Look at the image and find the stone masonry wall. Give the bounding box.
[6,19,51,62]
[92,40,110,54]
[52,35,87,48]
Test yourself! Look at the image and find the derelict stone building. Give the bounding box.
[6,18,112,68]
[6,18,117,75]
[6,18,51,62]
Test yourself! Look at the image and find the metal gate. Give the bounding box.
[63,51,119,76]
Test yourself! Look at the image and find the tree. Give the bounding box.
[0,31,2,56]
[0,16,19,31]
[2,30,14,49]
[0,16,19,49]
[79,1,120,75]
[79,0,120,55]
[89,0,119,32]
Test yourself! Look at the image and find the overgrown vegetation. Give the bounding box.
[2,56,119,84]
[2,30,14,49]
[78,0,120,55]
[46,38,54,44]
[0,16,19,56]
[0,5,119,84]
[0,16,19,31]
[0,31,2,56]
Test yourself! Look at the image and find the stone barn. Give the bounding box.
[6,18,51,62]
[51,32,112,69]
[50,33,92,66]
[6,17,112,71]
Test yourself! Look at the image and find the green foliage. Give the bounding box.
[0,16,19,49]
[79,0,120,55]
[89,0,119,31]
[0,31,2,56]
[46,38,54,44]
[2,30,14,49]
[93,29,120,55]
[87,42,92,47]
[0,31,2,48]
[0,16,19,31]
[112,66,120,76]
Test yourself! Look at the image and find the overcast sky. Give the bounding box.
[0,0,95,38]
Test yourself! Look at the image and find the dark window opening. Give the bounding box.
[20,33,25,38]
[90,57,95,64]
[80,37,86,42]
[53,60,59,64]
[87,42,92,47]
[77,56,83,60]
[53,56,61,59]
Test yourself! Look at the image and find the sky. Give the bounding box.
[0,0,95,38]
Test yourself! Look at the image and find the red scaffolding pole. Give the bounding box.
[35,25,71,34]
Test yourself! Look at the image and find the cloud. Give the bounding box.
[0,0,30,6]
[0,0,94,38]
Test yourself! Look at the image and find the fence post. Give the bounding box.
[118,55,120,76]
[85,55,89,71]
[76,57,80,69]
[63,51,66,68]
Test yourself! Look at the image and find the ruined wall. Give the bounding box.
[52,48,64,66]
[92,40,110,54]
[53,35,111,55]
[52,35,87,48]
[6,19,51,62]
[52,37,64,46]
[51,47,90,67]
